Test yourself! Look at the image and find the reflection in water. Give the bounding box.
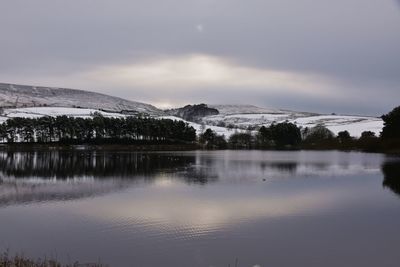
[0,151,196,206]
[382,162,400,197]
[0,151,395,207]
[0,150,386,181]
[0,151,400,267]
[0,178,131,207]
[0,151,195,179]
[260,161,297,173]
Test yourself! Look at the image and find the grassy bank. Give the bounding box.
[0,252,106,267]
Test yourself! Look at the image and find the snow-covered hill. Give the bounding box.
[199,105,383,137]
[0,83,162,115]
[0,83,384,138]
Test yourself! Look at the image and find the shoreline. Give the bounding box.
[0,143,200,152]
[0,143,398,155]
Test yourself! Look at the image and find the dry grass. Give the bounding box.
[0,251,106,267]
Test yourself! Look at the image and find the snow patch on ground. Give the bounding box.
[3,107,125,118]
[291,115,383,136]
[0,107,125,124]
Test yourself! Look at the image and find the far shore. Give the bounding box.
[0,143,199,152]
[0,143,399,155]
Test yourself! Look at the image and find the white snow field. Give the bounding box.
[203,113,383,137]
[201,105,383,137]
[291,115,383,137]
[0,107,126,125]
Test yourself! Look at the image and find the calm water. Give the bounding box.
[0,150,399,267]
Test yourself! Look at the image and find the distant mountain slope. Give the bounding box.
[0,83,163,115]
[208,104,315,116]
[208,104,283,115]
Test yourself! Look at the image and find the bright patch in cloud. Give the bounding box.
[196,24,204,32]
[83,54,335,97]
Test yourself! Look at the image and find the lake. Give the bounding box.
[0,150,399,267]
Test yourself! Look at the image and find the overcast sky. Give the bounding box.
[1,0,399,115]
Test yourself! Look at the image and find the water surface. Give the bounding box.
[0,150,399,267]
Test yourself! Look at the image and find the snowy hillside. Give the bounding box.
[0,83,162,115]
[209,104,300,115]
[200,105,383,137]
[291,115,383,137]
[0,107,125,123]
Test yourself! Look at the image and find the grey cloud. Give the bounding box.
[0,0,399,115]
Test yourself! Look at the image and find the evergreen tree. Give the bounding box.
[256,126,272,147]
[337,131,352,142]
[269,122,301,147]
[360,131,376,139]
[381,106,400,139]
[302,124,334,144]
[199,128,227,149]
[229,132,253,149]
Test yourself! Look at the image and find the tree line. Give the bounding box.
[1,106,399,152]
[0,113,196,144]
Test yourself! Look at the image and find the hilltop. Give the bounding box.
[0,83,162,115]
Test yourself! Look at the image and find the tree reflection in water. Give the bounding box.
[382,161,400,197]
[0,151,196,179]
[0,151,200,206]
